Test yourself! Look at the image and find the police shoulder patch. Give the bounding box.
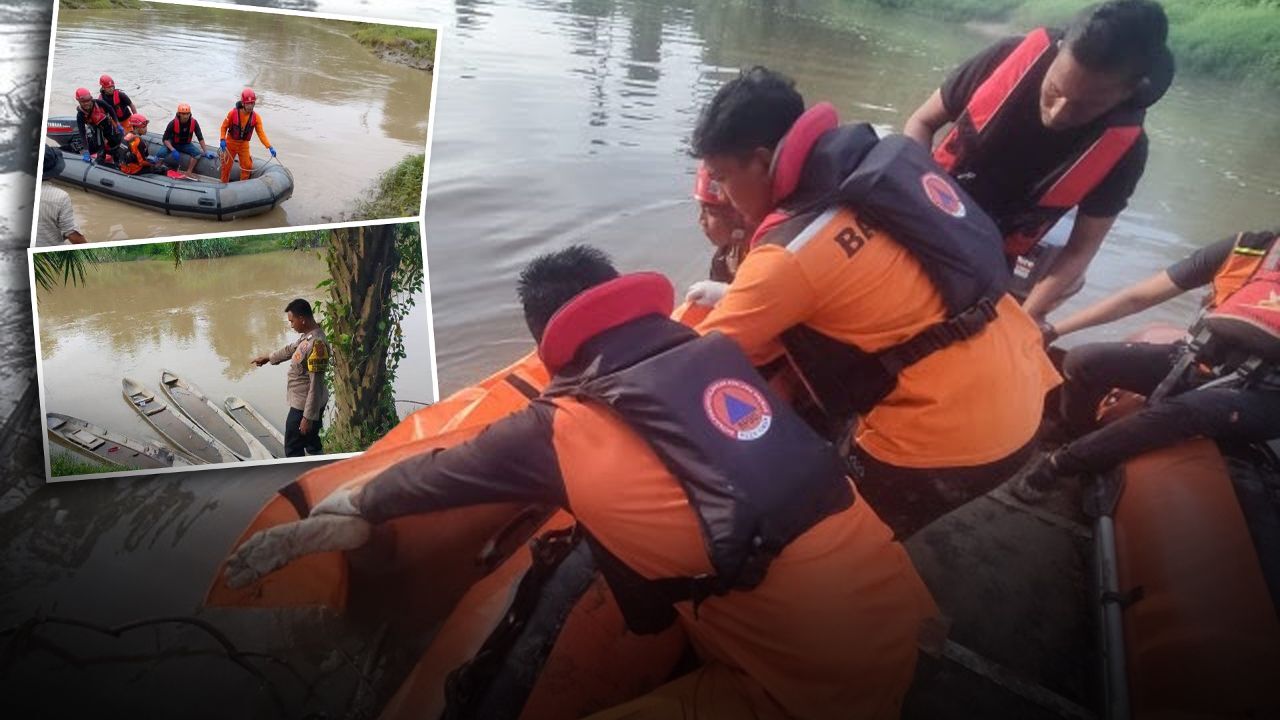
[306,339,330,373]
[703,378,772,441]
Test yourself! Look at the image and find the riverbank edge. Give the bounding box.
[350,25,437,72]
[353,154,425,221]
[851,0,1280,88]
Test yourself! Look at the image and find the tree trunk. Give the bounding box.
[326,225,400,439]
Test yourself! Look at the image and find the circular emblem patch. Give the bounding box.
[703,378,772,441]
[921,172,966,218]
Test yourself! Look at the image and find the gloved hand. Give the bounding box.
[81,152,91,163]
[169,150,181,165]
[686,280,730,308]
[224,487,370,589]
[219,139,227,151]
[269,147,277,158]
[204,152,217,160]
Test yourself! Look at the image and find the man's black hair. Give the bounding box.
[691,66,805,158]
[517,245,619,342]
[1064,0,1169,82]
[285,298,314,319]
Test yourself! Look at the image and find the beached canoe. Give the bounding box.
[160,371,273,462]
[224,395,286,459]
[46,412,192,472]
[44,116,293,220]
[122,377,236,465]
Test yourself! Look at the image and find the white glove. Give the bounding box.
[224,488,370,589]
[685,280,729,308]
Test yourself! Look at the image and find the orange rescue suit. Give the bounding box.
[117,134,153,175]
[698,206,1060,468]
[219,106,272,182]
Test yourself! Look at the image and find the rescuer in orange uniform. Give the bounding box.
[690,67,1060,538]
[225,245,940,720]
[113,114,166,175]
[219,87,276,183]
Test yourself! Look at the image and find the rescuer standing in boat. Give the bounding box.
[250,299,329,457]
[688,67,1059,538]
[97,74,137,131]
[1014,229,1280,502]
[163,102,215,176]
[219,87,276,183]
[903,0,1174,319]
[225,246,940,720]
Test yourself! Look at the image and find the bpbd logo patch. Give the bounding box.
[921,172,966,218]
[703,378,772,440]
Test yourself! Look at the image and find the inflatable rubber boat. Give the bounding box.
[207,314,1280,719]
[44,116,293,220]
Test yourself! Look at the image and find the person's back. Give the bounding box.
[716,203,1053,468]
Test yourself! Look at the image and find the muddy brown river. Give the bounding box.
[35,250,433,468]
[45,4,434,240]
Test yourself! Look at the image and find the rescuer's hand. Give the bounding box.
[224,488,369,589]
[686,280,729,307]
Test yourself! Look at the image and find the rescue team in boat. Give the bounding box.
[223,1,1280,717]
[73,78,276,180]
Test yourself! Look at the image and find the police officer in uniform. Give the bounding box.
[251,298,330,457]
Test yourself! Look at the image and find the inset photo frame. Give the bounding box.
[29,220,437,481]
[32,0,441,245]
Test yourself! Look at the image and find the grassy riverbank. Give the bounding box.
[354,154,425,220]
[50,453,116,478]
[350,25,437,70]
[61,0,141,9]
[854,0,1280,86]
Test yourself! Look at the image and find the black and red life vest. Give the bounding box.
[101,88,129,121]
[225,104,258,141]
[751,103,1010,435]
[1203,231,1280,362]
[541,273,853,633]
[933,28,1145,257]
[171,116,197,145]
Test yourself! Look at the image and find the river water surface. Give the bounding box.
[35,249,433,469]
[46,4,434,240]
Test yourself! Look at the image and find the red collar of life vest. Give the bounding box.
[1205,234,1280,360]
[539,273,675,373]
[749,102,840,247]
[173,116,194,134]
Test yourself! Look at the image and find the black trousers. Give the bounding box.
[1054,341,1280,475]
[285,407,323,457]
[846,440,1036,539]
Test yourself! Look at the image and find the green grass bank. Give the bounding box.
[61,0,142,9]
[50,453,117,478]
[354,154,425,221]
[853,0,1280,87]
[350,25,437,70]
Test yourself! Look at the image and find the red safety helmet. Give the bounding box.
[74,87,92,102]
[129,113,148,126]
[177,102,191,114]
[241,88,257,104]
[99,74,114,89]
[693,164,728,206]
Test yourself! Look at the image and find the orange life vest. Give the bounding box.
[933,28,1144,257]
[225,106,258,141]
[1204,231,1280,362]
[117,133,150,174]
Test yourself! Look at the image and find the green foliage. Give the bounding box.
[61,0,142,9]
[315,223,424,451]
[32,249,96,291]
[354,154,426,221]
[50,453,117,477]
[849,0,1280,86]
[350,24,438,62]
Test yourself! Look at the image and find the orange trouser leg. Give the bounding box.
[221,139,253,182]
